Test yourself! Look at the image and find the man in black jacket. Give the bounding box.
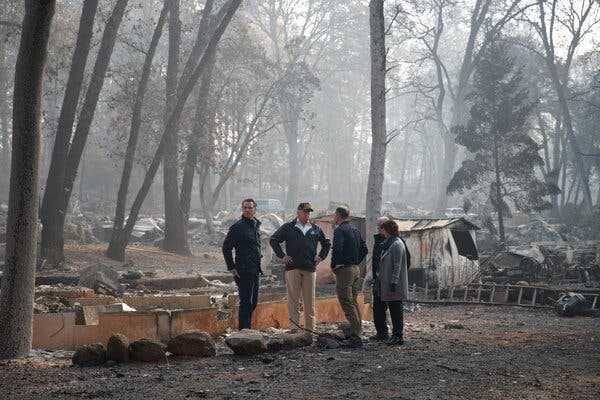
[270,202,330,332]
[222,199,262,330]
[331,207,368,346]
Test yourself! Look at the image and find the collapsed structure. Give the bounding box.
[313,215,480,288]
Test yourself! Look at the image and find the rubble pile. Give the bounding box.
[34,284,96,314]
[482,241,600,285]
[506,219,564,245]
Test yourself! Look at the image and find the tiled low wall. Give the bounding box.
[32,295,372,350]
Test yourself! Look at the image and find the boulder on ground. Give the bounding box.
[129,339,166,362]
[225,329,268,355]
[72,343,106,367]
[267,332,313,352]
[167,331,216,357]
[106,334,129,363]
[121,270,143,281]
[79,263,123,295]
[316,334,342,349]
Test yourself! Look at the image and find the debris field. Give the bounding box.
[2,305,599,400]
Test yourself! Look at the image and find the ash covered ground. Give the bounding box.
[2,305,599,400]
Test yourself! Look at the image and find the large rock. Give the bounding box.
[129,339,166,362]
[72,344,106,367]
[267,332,313,353]
[167,331,216,357]
[225,330,268,355]
[106,334,129,363]
[79,264,123,294]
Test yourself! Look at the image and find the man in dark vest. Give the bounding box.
[222,198,262,329]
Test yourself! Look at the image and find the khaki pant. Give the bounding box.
[285,269,316,332]
[334,265,362,339]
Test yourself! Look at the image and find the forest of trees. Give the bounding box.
[0,1,597,233]
[0,0,599,358]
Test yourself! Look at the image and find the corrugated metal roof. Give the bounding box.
[393,218,480,232]
[314,214,479,232]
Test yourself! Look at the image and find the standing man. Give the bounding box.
[270,202,331,334]
[331,207,368,347]
[222,199,262,330]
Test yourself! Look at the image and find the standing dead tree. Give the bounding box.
[0,0,55,360]
[112,1,169,241]
[529,0,600,212]
[41,0,128,267]
[366,0,387,247]
[106,0,242,261]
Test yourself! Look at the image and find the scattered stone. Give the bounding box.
[121,270,143,281]
[79,263,123,295]
[72,344,106,367]
[267,332,313,352]
[316,335,341,349]
[129,339,166,362]
[106,334,129,363]
[444,323,465,330]
[259,355,276,364]
[225,330,268,355]
[167,331,216,357]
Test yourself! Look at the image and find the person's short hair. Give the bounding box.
[297,202,314,212]
[381,219,399,236]
[335,206,350,220]
[241,198,256,208]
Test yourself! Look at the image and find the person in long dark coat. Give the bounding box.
[378,219,409,346]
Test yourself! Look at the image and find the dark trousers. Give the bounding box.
[235,273,259,330]
[373,288,404,337]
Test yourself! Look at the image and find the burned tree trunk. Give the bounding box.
[284,109,301,211]
[0,0,55,360]
[106,0,242,261]
[180,51,217,221]
[40,0,99,264]
[365,0,387,248]
[112,1,168,237]
[162,0,190,255]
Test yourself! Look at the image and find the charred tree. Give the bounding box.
[366,0,387,248]
[112,1,168,237]
[40,0,99,264]
[42,0,128,266]
[162,0,190,255]
[180,50,217,221]
[0,0,55,359]
[106,0,242,261]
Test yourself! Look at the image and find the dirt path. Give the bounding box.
[2,305,599,399]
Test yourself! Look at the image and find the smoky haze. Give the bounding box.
[0,0,598,240]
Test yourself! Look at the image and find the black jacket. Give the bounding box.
[269,219,331,272]
[372,233,385,277]
[331,221,368,268]
[222,217,262,275]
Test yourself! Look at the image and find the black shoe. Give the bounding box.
[369,334,389,342]
[386,335,404,346]
[348,338,365,349]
